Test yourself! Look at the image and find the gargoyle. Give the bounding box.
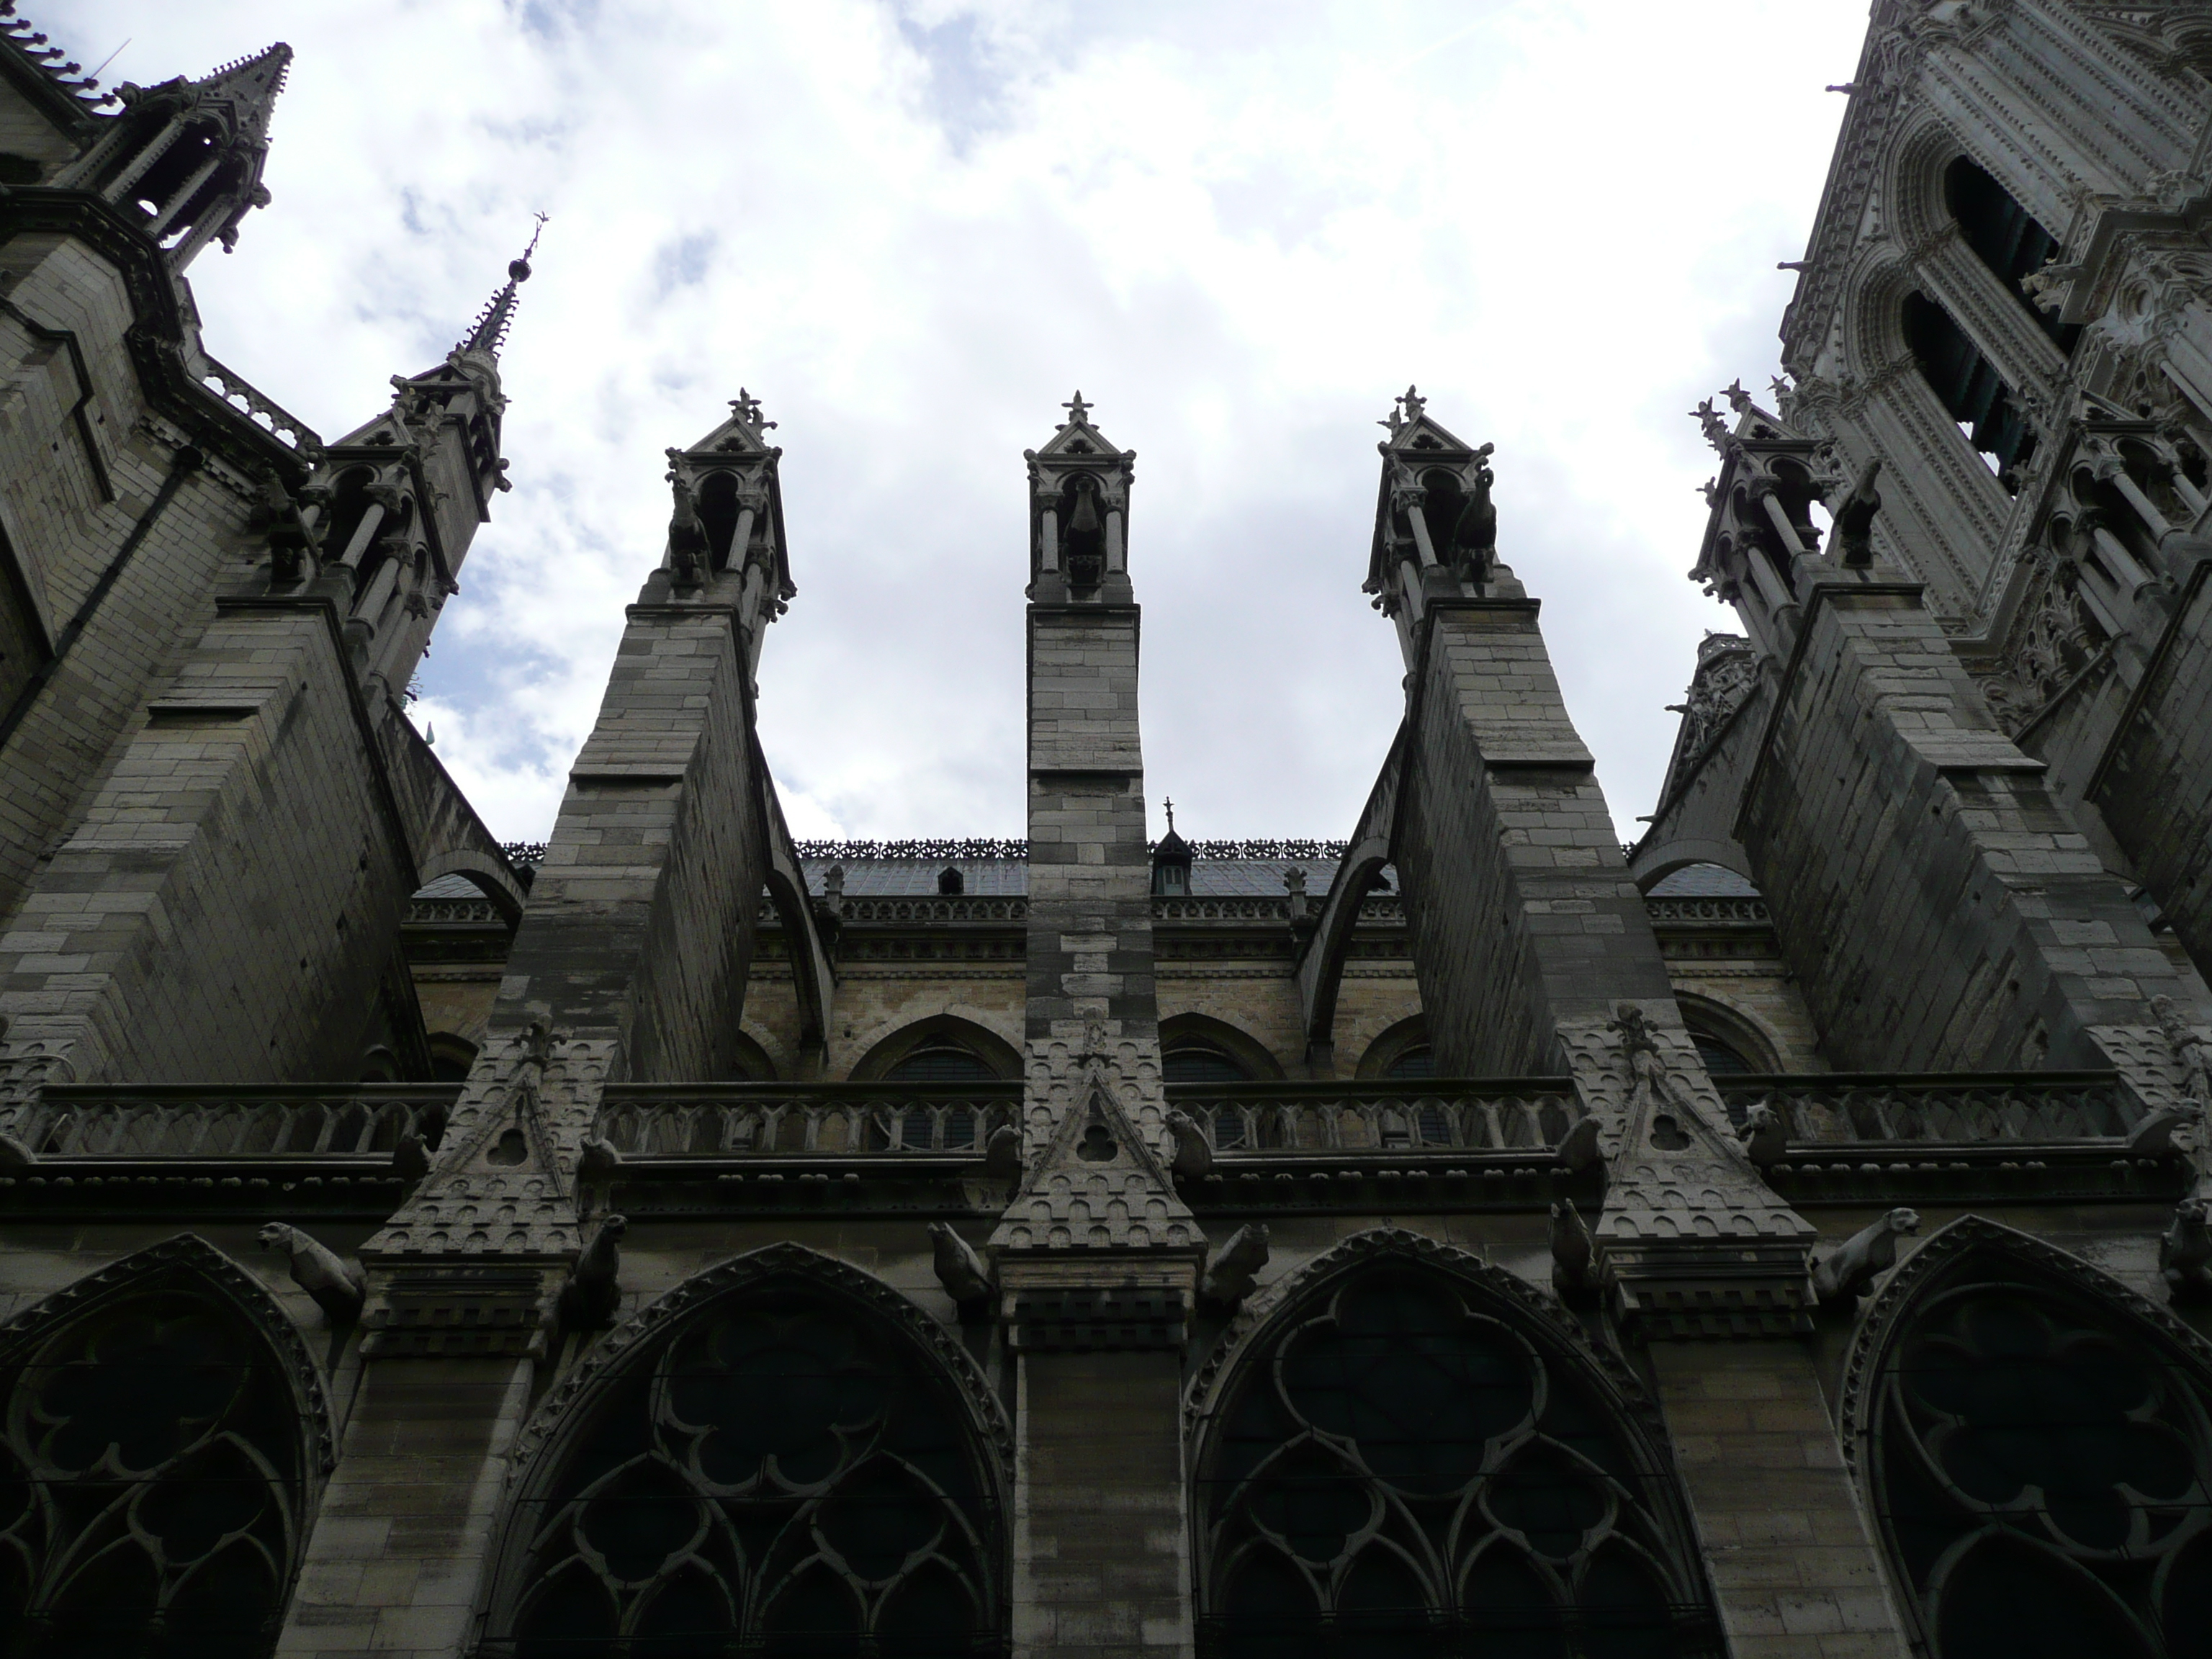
[392,1131,431,1187]
[557,1213,628,1331]
[928,1222,993,1307]
[1550,1199,1596,1306]
[1833,458,1884,567]
[1811,1208,1920,1305]
[1735,1101,1787,1169]
[2128,1103,2203,1160]
[984,1123,1022,1181]
[258,1222,367,1325]
[1201,1223,1271,1310]
[2161,1198,2212,1304]
[1166,1109,1213,1179]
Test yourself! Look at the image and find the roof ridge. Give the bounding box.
[0,1,120,113]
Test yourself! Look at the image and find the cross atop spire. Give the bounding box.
[457,213,547,358]
[1164,798,1175,832]
[1061,390,1092,427]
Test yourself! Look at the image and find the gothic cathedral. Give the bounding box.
[0,4,2209,1657]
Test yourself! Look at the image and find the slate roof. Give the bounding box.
[793,857,1398,898]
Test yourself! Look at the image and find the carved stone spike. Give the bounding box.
[1811,1208,1920,1305]
[983,1123,1022,1181]
[1736,1101,1787,1169]
[1166,1108,1213,1179]
[1550,1199,1596,1307]
[2160,1198,2212,1304]
[557,1214,627,1331]
[928,1222,993,1306]
[1200,1223,1270,1310]
[258,1222,367,1324]
[1555,1115,1601,1172]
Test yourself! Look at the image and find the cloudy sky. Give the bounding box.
[66,0,1869,845]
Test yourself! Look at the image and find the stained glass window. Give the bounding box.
[500,1282,1001,1658]
[0,1290,307,1658]
[1196,1266,1714,1658]
[1870,1267,2212,1659]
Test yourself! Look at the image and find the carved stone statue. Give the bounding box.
[666,472,707,586]
[2160,1198,2212,1303]
[984,1123,1022,1181]
[928,1221,993,1306]
[1810,1208,1920,1305]
[2153,994,2212,1108]
[259,1222,367,1324]
[1449,449,1497,581]
[557,1213,627,1331]
[1736,1101,1787,1169]
[1550,1199,1596,1305]
[1166,1109,1213,1179]
[1554,1114,1601,1172]
[1833,457,1884,567]
[1200,1223,1270,1310]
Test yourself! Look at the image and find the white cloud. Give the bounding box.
[63,0,1868,843]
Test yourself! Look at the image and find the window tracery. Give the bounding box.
[498,1279,1002,1658]
[1863,1242,2212,1659]
[1195,1263,1714,1658]
[0,1282,311,1658]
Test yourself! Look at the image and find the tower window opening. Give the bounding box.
[697,471,742,571]
[1905,292,2037,475]
[1945,157,2082,355]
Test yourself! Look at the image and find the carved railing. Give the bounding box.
[407,897,508,925]
[1167,1082,1583,1154]
[595,1082,1023,1157]
[199,356,323,457]
[1645,896,1770,926]
[14,1085,457,1159]
[1717,1074,2136,1143]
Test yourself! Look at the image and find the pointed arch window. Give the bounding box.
[1905,292,2038,475]
[494,1277,1003,1658]
[1195,1262,1716,1658]
[1862,1231,2212,1658]
[1944,158,2082,356]
[0,1283,313,1656]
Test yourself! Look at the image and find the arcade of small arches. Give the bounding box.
[0,1226,2200,1657]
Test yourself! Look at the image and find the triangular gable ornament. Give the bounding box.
[989,1058,1202,1256]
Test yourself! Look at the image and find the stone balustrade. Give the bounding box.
[595,1082,1023,1157]
[1715,1073,2136,1143]
[1168,1081,1585,1154]
[14,1084,456,1159]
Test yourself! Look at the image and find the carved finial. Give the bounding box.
[1770,375,1791,402]
[729,387,776,431]
[1401,384,1426,422]
[1061,390,1092,426]
[1164,797,1175,833]
[458,213,548,356]
[1722,379,1754,414]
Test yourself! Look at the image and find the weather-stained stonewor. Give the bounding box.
[1,5,2212,1658]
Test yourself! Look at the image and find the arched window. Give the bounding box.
[1164,1043,1249,1084]
[1383,1045,1435,1081]
[1195,1258,1713,1658]
[884,1046,998,1083]
[1944,158,2082,355]
[0,1249,320,1657]
[495,1267,1003,1658]
[1905,292,2038,474]
[1858,1224,2212,1659]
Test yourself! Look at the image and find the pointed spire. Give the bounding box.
[182,40,290,140]
[457,213,547,357]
